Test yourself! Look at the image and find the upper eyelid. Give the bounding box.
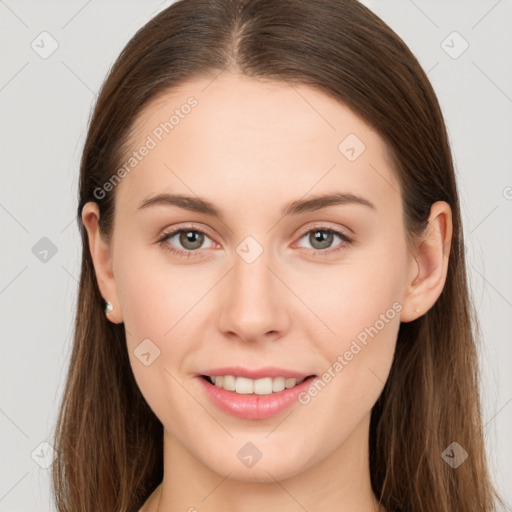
[159,222,352,248]
[159,223,216,243]
[295,221,353,238]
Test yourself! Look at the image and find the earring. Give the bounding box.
[104,300,114,314]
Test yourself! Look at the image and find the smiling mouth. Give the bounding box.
[201,374,316,395]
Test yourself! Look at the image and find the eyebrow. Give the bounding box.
[137,191,376,219]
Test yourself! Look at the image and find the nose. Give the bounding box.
[217,245,290,344]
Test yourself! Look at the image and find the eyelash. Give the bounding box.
[156,223,354,259]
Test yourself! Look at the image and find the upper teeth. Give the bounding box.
[208,375,305,395]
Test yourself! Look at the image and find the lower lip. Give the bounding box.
[197,375,317,420]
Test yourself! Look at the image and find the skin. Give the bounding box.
[82,72,452,512]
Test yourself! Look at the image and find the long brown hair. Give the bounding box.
[51,0,506,511]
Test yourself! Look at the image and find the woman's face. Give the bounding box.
[91,73,419,481]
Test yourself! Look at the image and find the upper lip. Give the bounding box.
[197,366,315,380]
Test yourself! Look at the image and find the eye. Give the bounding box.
[157,224,215,259]
[157,224,353,259]
[295,226,353,255]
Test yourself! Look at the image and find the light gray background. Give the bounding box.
[1,1,511,510]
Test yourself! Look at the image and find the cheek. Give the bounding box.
[114,246,212,405]
[115,244,205,343]
[298,243,405,398]
[302,243,405,339]
[293,256,403,443]
[116,259,194,429]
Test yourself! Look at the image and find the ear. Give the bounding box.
[81,202,123,324]
[400,201,453,323]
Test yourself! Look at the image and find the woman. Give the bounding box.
[51,0,506,511]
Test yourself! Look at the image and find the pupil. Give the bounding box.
[181,230,203,249]
[312,230,332,249]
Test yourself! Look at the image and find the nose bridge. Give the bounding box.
[219,235,288,340]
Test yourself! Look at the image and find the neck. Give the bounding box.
[153,412,384,512]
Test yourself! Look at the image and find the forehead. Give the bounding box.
[116,72,400,215]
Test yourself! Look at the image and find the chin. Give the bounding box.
[199,441,316,483]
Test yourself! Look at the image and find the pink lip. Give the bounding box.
[197,374,317,420]
[197,366,312,380]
